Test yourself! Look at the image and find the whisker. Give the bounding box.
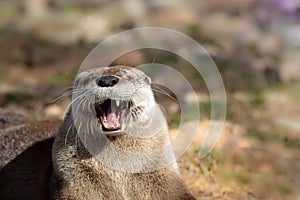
[51,88,87,103]
[75,95,88,116]
[70,90,89,106]
[90,120,95,137]
[65,123,74,147]
[152,89,178,102]
[69,91,89,113]
[82,97,90,112]
[84,118,90,146]
[75,121,83,156]
[151,84,178,103]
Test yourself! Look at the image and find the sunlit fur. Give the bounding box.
[52,66,196,200]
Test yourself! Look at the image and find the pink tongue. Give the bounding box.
[106,109,117,128]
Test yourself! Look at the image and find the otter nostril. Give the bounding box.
[97,76,119,87]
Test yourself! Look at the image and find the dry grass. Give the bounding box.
[171,121,256,199]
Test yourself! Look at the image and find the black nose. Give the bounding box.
[97,76,119,87]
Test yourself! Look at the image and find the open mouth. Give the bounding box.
[95,99,131,132]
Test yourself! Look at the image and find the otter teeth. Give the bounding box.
[95,98,131,132]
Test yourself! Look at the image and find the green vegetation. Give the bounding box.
[229,172,251,185]
[169,113,181,128]
[199,101,211,119]
[27,33,54,47]
[185,24,200,36]
[250,93,266,108]
[47,71,77,87]
[0,2,16,19]
[277,183,293,195]
[3,92,30,104]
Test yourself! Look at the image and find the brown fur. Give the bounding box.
[0,66,196,200]
[52,111,195,200]
[0,109,59,199]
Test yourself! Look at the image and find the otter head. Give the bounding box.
[73,66,154,136]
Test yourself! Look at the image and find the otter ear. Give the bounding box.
[144,76,151,85]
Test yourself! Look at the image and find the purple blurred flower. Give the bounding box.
[258,0,300,46]
[260,0,300,11]
[278,0,300,12]
[260,0,300,22]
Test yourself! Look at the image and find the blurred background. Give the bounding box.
[0,0,299,199]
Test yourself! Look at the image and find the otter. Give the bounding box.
[0,66,196,200]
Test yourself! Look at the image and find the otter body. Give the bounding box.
[0,66,195,200]
[0,108,59,199]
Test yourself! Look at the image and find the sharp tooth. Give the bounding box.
[116,100,120,106]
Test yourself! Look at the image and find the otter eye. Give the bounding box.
[96,76,119,87]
